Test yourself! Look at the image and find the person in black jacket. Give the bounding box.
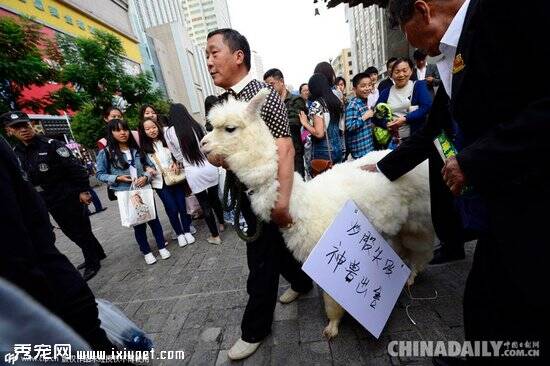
[0,134,114,354]
[2,111,106,281]
[377,57,397,92]
[365,0,549,362]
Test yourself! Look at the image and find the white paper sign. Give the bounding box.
[302,199,411,339]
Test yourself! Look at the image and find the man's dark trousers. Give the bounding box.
[49,194,105,269]
[239,195,312,343]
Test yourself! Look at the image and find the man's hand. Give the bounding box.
[442,156,466,195]
[79,192,92,205]
[145,166,157,176]
[134,176,148,188]
[360,164,378,172]
[426,76,434,86]
[170,162,180,174]
[271,204,293,228]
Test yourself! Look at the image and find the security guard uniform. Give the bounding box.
[3,111,105,281]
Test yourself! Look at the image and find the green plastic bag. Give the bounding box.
[373,103,393,146]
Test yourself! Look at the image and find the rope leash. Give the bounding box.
[222,170,263,242]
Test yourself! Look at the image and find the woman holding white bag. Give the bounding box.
[138,117,196,248]
[96,119,170,265]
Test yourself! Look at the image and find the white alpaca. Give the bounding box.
[201,89,434,339]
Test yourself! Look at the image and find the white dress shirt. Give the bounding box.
[416,66,427,81]
[436,0,471,98]
[230,72,255,94]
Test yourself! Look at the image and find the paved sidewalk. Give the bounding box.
[55,185,472,365]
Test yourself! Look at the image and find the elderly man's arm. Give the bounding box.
[271,136,295,227]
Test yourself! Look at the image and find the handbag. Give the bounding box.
[151,153,185,186]
[310,109,334,177]
[116,184,156,227]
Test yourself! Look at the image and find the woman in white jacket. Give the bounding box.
[138,117,196,248]
[165,103,224,245]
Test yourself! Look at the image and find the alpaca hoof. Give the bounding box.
[407,271,417,286]
[323,324,339,340]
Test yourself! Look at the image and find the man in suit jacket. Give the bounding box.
[365,0,549,359]
[411,49,441,97]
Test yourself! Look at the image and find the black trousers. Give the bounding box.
[290,124,305,179]
[195,184,224,236]
[49,196,105,269]
[240,196,312,343]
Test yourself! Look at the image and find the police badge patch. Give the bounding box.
[38,163,49,172]
[56,147,71,157]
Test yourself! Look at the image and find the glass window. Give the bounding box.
[34,0,44,11]
[64,15,73,24]
[77,20,86,30]
[48,6,59,18]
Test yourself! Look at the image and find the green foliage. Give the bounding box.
[70,103,104,148]
[1,16,169,148]
[0,16,56,113]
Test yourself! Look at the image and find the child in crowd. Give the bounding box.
[345,72,375,159]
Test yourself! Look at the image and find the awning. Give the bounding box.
[326,0,389,9]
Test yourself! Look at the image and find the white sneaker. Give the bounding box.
[190,225,197,235]
[227,338,261,361]
[184,232,195,245]
[159,248,171,259]
[144,253,157,265]
[177,234,188,248]
[207,236,222,245]
[279,288,300,304]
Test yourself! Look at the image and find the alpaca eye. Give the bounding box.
[225,126,236,133]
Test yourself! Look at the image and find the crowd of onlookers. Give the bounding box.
[262,49,440,179]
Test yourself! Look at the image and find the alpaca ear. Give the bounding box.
[245,88,270,120]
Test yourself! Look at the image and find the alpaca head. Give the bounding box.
[201,88,278,187]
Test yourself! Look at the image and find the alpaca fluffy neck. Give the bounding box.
[227,139,279,219]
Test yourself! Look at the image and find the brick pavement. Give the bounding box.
[55,185,472,365]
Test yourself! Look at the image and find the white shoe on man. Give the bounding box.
[227,338,261,360]
[279,288,300,304]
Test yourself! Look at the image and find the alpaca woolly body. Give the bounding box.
[202,89,434,339]
[202,89,434,277]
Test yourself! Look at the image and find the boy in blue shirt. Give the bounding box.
[345,72,375,159]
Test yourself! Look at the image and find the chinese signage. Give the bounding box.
[302,200,410,339]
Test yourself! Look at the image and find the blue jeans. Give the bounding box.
[155,184,191,235]
[133,216,165,255]
[88,188,103,211]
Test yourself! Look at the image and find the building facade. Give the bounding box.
[345,3,410,78]
[249,50,265,82]
[331,48,353,96]
[180,0,231,49]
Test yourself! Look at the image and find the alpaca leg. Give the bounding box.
[400,231,434,286]
[322,291,346,340]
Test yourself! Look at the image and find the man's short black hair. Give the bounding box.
[364,66,379,76]
[263,68,284,81]
[386,57,398,69]
[207,28,251,71]
[352,72,371,88]
[388,0,416,28]
[413,49,427,61]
